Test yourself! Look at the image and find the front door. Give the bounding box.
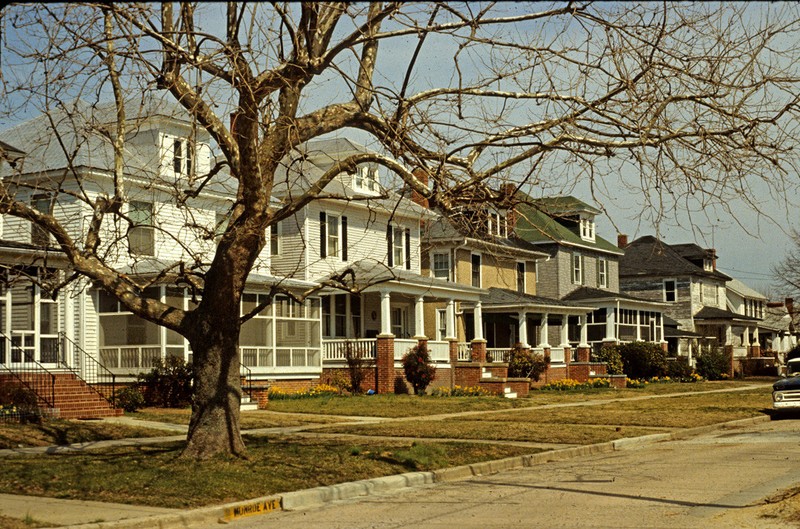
[2,280,61,366]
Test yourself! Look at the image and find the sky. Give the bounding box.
[0,3,796,297]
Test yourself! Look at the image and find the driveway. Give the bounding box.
[230,417,800,528]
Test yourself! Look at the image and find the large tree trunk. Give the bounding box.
[181,315,247,459]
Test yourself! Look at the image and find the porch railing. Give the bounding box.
[59,333,117,408]
[426,341,451,362]
[323,339,377,362]
[486,348,512,363]
[239,362,254,402]
[99,345,161,373]
[457,343,472,362]
[548,347,565,364]
[0,332,57,418]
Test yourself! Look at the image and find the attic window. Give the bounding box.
[579,216,595,241]
[172,138,193,176]
[703,259,713,272]
[487,210,508,237]
[354,166,379,192]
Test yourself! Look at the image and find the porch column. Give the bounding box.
[517,311,529,348]
[413,296,426,339]
[559,316,570,348]
[743,326,750,347]
[380,289,392,336]
[471,301,487,363]
[752,327,761,357]
[604,307,616,343]
[473,301,484,340]
[635,310,641,341]
[538,313,550,348]
[445,299,456,340]
[576,314,591,363]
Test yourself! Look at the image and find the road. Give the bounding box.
[230,418,800,529]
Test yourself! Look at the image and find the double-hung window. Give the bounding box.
[432,252,451,281]
[31,194,52,246]
[597,258,608,288]
[516,262,526,293]
[270,221,282,256]
[172,138,193,176]
[663,279,677,302]
[387,223,411,269]
[128,201,155,256]
[471,253,481,287]
[320,212,347,260]
[571,253,583,285]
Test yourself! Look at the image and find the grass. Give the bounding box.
[0,437,535,508]
[0,514,50,528]
[0,380,775,513]
[267,380,763,417]
[131,408,343,429]
[318,388,771,443]
[0,419,170,450]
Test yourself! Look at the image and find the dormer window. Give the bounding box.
[172,138,193,176]
[579,215,595,241]
[354,165,379,192]
[487,210,508,238]
[703,259,713,272]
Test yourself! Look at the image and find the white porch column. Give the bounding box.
[538,313,550,348]
[518,311,529,348]
[724,323,732,346]
[445,299,456,340]
[579,315,589,348]
[742,326,750,347]
[604,307,616,342]
[635,310,641,341]
[559,315,570,348]
[413,296,426,339]
[473,301,484,341]
[753,327,760,347]
[379,289,392,336]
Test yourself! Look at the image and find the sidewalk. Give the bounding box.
[0,384,774,528]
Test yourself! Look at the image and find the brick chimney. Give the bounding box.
[411,168,429,209]
[500,183,518,233]
[786,297,795,317]
[617,234,628,249]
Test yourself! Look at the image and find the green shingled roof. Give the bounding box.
[514,195,623,255]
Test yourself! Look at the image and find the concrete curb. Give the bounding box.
[56,414,774,528]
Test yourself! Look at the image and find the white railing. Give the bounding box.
[322,339,376,362]
[426,341,451,363]
[487,348,512,363]
[548,347,565,364]
[393,339,418,360]
[732,346,748,358]
[100,345,161,372]
[457,342,472,361]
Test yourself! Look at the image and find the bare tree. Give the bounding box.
[1,2,799,459]
[774,229,800,297]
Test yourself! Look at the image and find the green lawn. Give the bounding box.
[132,408,344,429]
[0,419,171,450]
[0,438,536,508]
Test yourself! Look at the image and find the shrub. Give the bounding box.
[402,344,436,395]
[115,385,145,412]
[615,342,667,380]
[0,385,40,423]
[393,376,410,394]
[344,343,373,394]
[696,347,731,380]
[595,345,624,375]
[665,357,694,380]
[507,344,549,381]
[137,357,194,408]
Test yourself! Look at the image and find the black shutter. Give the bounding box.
[341,216,348,261]
[387,223,393,267]
[320,212,327,258]
[405,228,411,269]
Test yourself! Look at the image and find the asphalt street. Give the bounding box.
[228,418,800,529]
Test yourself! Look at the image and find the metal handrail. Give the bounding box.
[0,331,57,412]
[239,362,254,402]
[59,333,117,408]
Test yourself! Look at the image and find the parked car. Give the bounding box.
[773,375,800,410]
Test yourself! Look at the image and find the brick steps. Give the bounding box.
[1,373,122,419]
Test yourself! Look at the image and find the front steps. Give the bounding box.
[0,373,122,419]
[477,367,524,399]
[240,395,258,411]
